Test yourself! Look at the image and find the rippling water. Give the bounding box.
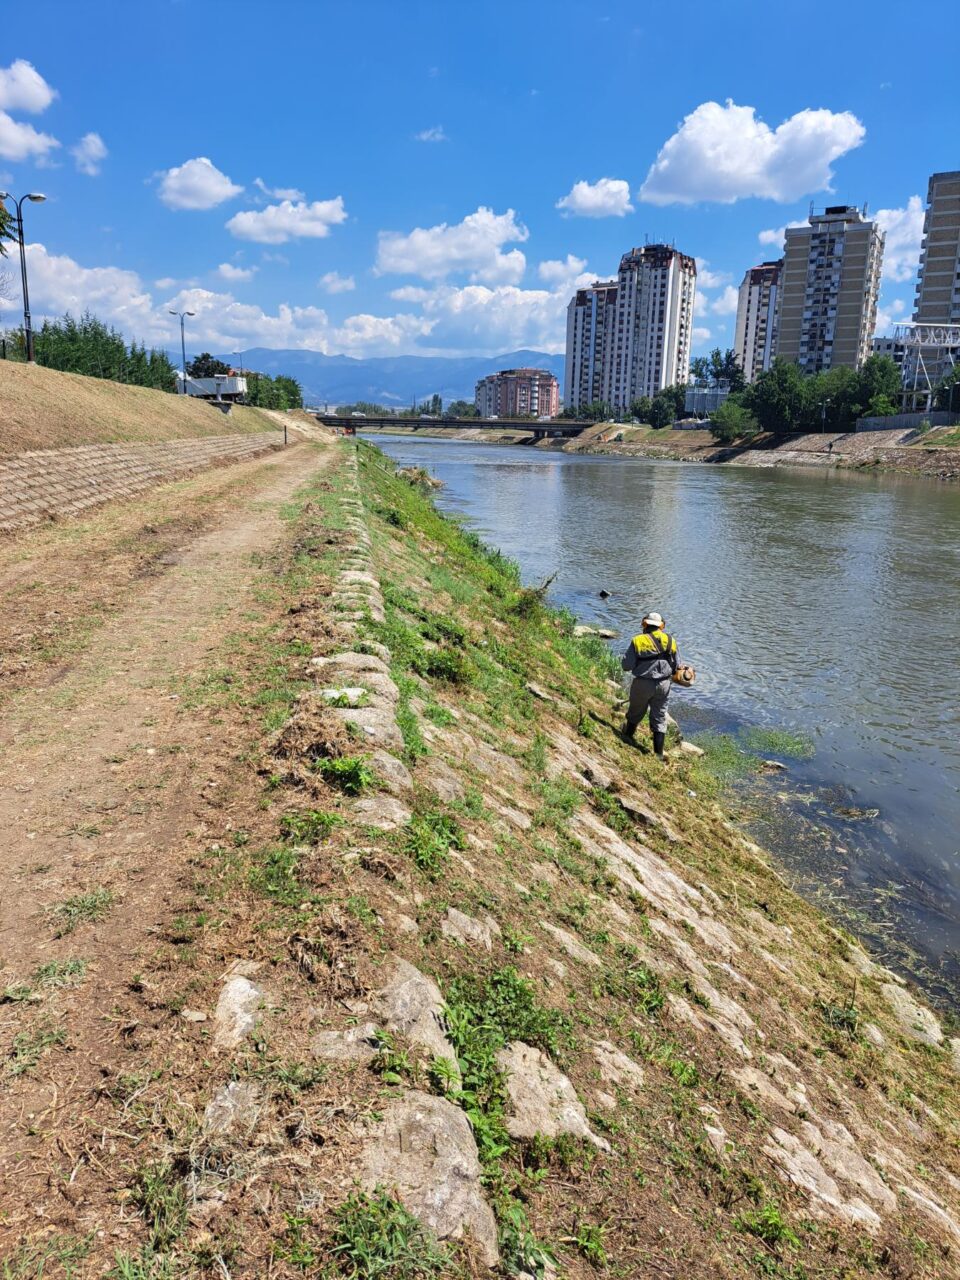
[367,436,960,1001]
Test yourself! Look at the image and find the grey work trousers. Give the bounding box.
[626,676,672,734]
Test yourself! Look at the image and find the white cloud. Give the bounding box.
[537,255,590,290]
[18,241,433,357]
[376,206,528,284]
[875,195,924,283]
[414,125,448,143]
[71,132,107,176]
[394,281,574,354]
[874,297,907,336]
[217,262,256,282]
[695,258,732,288]
[319,270,356,294]
[639,100,865,205]
[710,285,740,315]
[158,157,243,210]
[0,60,56,113]
[758,219,807,249]
[556,177,633,218]
[226,197,347,244]
[692,326,712,345]
[0,112,59,162]
[154,277,177,289]
[253,176,305,201]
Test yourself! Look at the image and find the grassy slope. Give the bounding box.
[6,440,956,1279]
[0,360,281,455]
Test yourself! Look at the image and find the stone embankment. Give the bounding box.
[197,441,960,1274]
[0,432,284,532]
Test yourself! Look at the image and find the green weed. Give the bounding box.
[33,958,87,988]
[329,1190,454,1278]
[132,1162,188,1251]
[2,1234,93,1279]
[316,754,376,794]
[735,1202,801,1250]
[49,887,114,936]
[280,809,343,843]
[401,809,466,879]
[8,1020,67,1076]
[741,726,815,761]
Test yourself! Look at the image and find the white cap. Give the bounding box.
[642,612,664,628]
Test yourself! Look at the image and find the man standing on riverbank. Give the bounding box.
[621,611,679,759]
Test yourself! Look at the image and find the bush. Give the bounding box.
[709,398,758,443]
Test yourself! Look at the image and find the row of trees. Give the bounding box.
[562,382,689,429]
[709,355,904,442]
[25,313,178,390]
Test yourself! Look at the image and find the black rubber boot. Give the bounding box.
[622,720,636,743]
[652,730,666,759]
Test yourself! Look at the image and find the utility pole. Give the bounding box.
[0,191,46,363]
[168,310,196,393]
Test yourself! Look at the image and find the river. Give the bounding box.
[366,436,960,1007]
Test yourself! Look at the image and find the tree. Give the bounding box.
[709,398,758,443]
[708,347,746,393]
[628,396,652,423]
[689,356,710,385]
[446,399,478,418]
[934,367,960,412]
[583,400,612,422]
[648,395,675,429]
[857,355,902,408]
[187,352,230,377]
[740,358,806,433]
[0,204,14,257]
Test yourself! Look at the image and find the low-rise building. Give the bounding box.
[474,367,560,418]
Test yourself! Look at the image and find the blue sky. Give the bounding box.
[0,0,954,360]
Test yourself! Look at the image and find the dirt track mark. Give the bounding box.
[0,440,334,983]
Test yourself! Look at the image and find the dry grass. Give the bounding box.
[0,360,280,455]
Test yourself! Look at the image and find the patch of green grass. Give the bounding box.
[532,777,582,828]
[33,957,87,988]
[735,1202,800,1250]
[422,701,454,727]
[401,809,466,879]
[280,808,343,843]
[2,1234,94,1279]
[741,726,815,761]
[691,733,757,782]
[816,994,861,1038]
[414,645,474,686]
[571,1221,608,1265]
[248,844,304,905]
[328,1190,455,1278]
[448,966,573,1061]
[48,887,114,936]
[106,1249,176,1280]
[315,754,376,795]
[132,1162,188,1251]
[598,945,665,1018]
[8,1020,67,1076]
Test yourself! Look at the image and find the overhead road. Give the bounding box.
[315,414,592,439]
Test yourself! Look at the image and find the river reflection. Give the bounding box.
[366,436,960,1005]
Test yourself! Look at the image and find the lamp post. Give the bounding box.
[0,191,47,363]
[820,397,832,434]
[168,309,195,394]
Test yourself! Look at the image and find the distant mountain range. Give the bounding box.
[209,348,565,407]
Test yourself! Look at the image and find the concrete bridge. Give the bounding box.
[314,414,591,440]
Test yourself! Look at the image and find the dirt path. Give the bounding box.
[0,439,337,1201]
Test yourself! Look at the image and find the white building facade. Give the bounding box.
[734,260,782,383]
[564,245,697,413]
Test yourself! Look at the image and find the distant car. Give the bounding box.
[351,411,366,418]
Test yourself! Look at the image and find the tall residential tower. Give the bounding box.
[734,260,782,383]
[905,170,960,395]
[564,244,697,412]
[776,206,884,373]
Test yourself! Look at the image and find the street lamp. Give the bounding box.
[0,191,46,363]
[232,349,244,377]
[820,397,832,434]
[168,309,195,394]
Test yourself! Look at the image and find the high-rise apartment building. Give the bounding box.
[907,171,960,393]
[564,245,697,412]
[733,260,782,383]
[564,280,619,411]
[914,171,960,326]
[776,206,884,373]
[474,367,560,418]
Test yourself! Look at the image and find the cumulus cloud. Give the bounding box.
[556,177,634,218]
[0,113,59,162]
[414,125,448,142]
[875,195,924,283]
[0,60,57,113]
[217,262,256,281]
[695,258,732,288]
[639,100,865,205]
[158,157,242,210]
[18,241,433,356]
[319,270,356,294]
[537,255,593,294]
[254,176,305,201]
[226,197,347,244]
[71,132,107,176]
[710,285,740,315]
[377,206,528,284]
[874,297,907,336]
[692,326,712,345]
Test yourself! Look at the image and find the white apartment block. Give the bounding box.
[906,170,960,392]
[734,260,781,383]
[777,206,884,373]
[564,245,697,413]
